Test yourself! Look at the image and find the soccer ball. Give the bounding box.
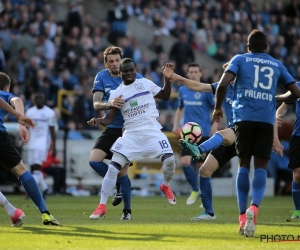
[180,122,202,144]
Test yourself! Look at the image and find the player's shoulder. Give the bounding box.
[94,69,109,80]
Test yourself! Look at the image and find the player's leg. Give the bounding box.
[11,162,60,225]
[180,128,235,161]
[31,164,48,198]
[89,128,130,206]
[90,152,128,219]
[118,165,132,220]
[182,137,210,205]
[198,128,235,153]
[90,134,136,219]
[160,153,176,205]
[0,191,25,227]
[192,143,237,220]
[235,122,254,235]
[181,154,200,205]
[148,130,176,205]
[287,136,300,218]
[245,122,273,237]
[1,134,59,225]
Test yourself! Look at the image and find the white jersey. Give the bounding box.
[108,78,162,132]
[25,105,56,151]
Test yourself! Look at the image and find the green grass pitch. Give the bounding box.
[0,195,299,250]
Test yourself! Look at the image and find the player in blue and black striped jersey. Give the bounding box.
[213,29,300,237]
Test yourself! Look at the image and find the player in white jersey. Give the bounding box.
[88,59,176,219]
[25,93,57,197]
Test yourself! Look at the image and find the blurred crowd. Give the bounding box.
[1,0,300,130]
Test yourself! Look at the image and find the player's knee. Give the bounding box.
[106,164,120,179]
[11,161,27,177]
[181,156,191,166]
[89,149,106,162]
[162,154,175,171]
[200,166,212,177]
[293,168,300,183]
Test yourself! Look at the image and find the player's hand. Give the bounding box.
[17,115,35,129]
[276,115,283,127]
[272,137,283,157]
[87,118,100,127]
[111,95,124,109]
[19,125,30,144]
[162,63,174,79]
[212,108,223,123]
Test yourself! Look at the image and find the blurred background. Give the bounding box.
[1,0,299,197]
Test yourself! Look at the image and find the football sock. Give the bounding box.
[162,155,175,186]
[32,170,48,192]
[117,175,131,210]
[89,161,109,178]
[19,171,48,213]
[292,181,300,210]
[236,167,250,214]
[200,176,213,214]
[199,133,223,154]
[0,192,16,216]
[100,165,119,204]
[183,165,199,191]
[251,168,267,207]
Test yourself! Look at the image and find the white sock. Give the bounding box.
[33,170,48,191]
[100,165,120,205]
[0,192,16,216]
[162,155,175,186]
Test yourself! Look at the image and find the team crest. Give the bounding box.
[129,98,138,107]
[134,83,145,92]
[115,143,122,150]
[194,92,201,99]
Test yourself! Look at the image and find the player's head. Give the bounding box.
[247,29,267,53]
[103,46,123,76]
[34,93,45,109]
[120,58,136,85]
[187,63,202,81]
[0,72,11,91]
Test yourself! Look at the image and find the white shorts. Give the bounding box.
[27,149,47,166]
[110,129,173,162]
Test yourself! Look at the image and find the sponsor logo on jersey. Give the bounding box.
[129,98,138,107]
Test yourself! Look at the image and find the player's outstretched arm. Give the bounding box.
[162,63,212,92]
[155,65,172,100]
[87,107,118,127]
[276,82,300,103]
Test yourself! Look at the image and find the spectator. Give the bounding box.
[169,31,195,76]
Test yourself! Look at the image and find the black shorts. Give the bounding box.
[93,128,123,160]
[288,136,300,169]
[181,136,209,162]
[0,132,22,171]
[235,121,273,159]
[210,143,237,168]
